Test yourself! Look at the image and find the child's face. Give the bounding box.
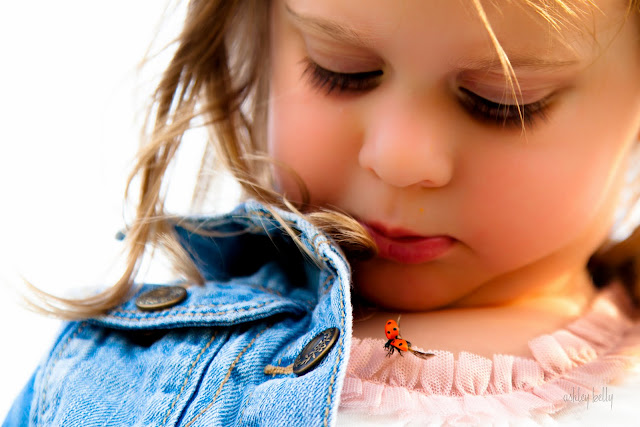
[267,0,640,310]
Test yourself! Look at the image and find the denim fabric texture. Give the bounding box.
[3,200,353,426]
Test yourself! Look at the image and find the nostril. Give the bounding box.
[363,165,379,179]
[419,180,438,188]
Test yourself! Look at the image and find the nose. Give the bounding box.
[358,92,455,189]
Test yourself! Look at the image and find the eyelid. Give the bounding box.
[303,37,384,73]
[458,77,558,105]
[303,57,383,78]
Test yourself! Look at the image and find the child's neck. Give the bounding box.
[352,269,597,359]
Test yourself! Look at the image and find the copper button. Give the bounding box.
[135,286,187,311]
[293,328,340,376]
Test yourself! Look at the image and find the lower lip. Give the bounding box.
[363,224,455,264]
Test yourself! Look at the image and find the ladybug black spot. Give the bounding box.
[387,321,392,324]
[393,327,397,331]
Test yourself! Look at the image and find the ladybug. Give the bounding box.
[383,318,435,360]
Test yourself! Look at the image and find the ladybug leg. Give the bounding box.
[385,345,396,357]
[384,340,391,356]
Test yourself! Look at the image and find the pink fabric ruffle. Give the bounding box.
[340,283,640,424]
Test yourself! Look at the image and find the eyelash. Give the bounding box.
[302,58,382,94]
[457,88,550,128]
[302,58,551,128]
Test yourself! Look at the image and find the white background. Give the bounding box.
[3,1,640,424]
[0,1,195,420]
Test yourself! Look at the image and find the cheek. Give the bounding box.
[267,79,362,203]
[461,134,629,269]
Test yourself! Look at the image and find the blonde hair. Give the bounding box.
[29,0,640,318]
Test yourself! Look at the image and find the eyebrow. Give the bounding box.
[455,56,581,72]
[285,4,374,46]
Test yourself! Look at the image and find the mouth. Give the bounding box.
[362,222,456,264]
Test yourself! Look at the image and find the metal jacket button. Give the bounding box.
[135,286,187,311]
[293,327,340,376]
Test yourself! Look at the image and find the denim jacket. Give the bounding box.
[4,201,353,426]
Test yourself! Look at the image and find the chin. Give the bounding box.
[352,259,474,311]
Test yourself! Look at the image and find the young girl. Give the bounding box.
[5,0,640,425]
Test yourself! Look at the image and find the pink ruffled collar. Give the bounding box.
[340,282,640,423]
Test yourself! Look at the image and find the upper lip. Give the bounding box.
[363,221,445,240]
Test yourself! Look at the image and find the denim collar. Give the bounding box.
[92,200,352,331]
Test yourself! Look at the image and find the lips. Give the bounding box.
[362,222,455,264]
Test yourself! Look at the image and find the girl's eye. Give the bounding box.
[457,87,551,128]
[302,58,383,95]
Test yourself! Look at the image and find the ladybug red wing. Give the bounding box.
[385,319,400,340]
[391,338,409,355]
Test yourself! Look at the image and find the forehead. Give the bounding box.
[283,0,633,66]
[484,0,632,48]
